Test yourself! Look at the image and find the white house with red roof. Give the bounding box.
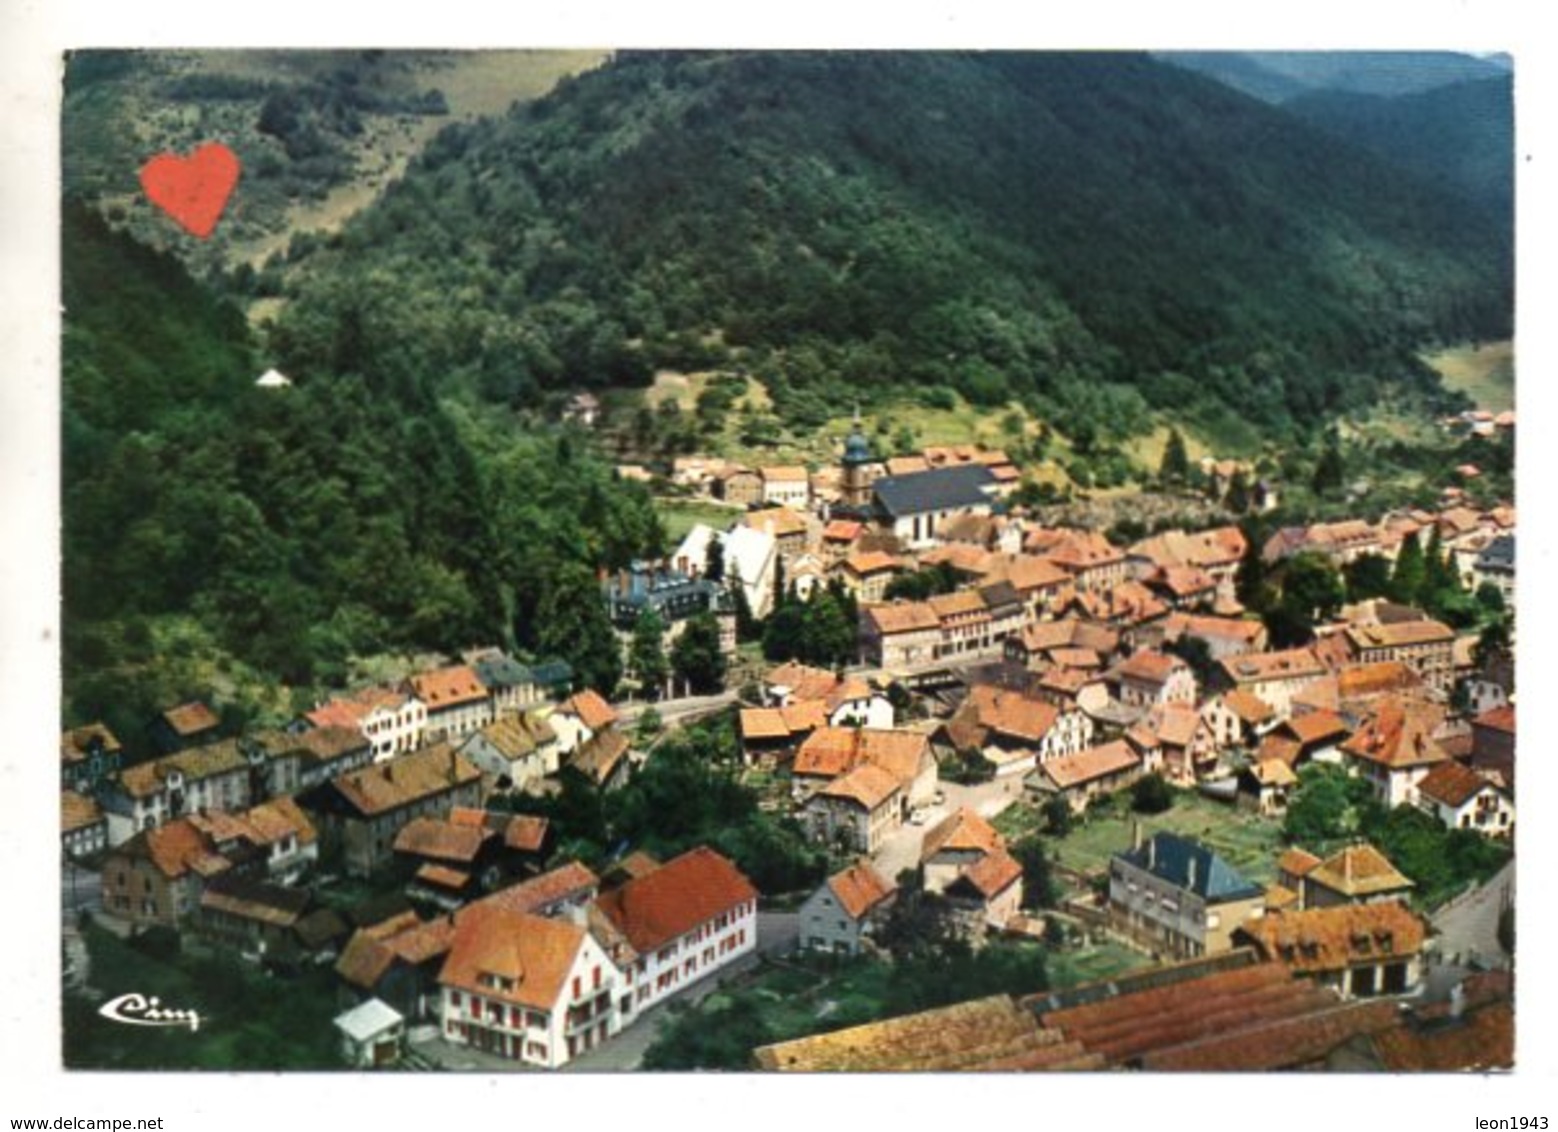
[306,687,427,763]
[407,666,492,743]
[549,689,620,756]
[438,904,621,1068]
[594,846,759,1020]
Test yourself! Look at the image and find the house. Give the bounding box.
[306,688,427,762]
[1279,844,1415,910]
[1259,710,1352,771]
[1340,702,1449,808]
[872,465,997,550]
[925,590,994,658]
[467,860,602,924]
[336,910,457,1023]
[297,744,484,877]
[1470,704,1515,789]
[334,998,406,1069]
[920,808,1005,895]
[942,684,1093,780]
[737,703,828,761]
[1145,565,1218,611]
[1471,534,1514,606]
[984,555,1072,620]
[791,727,937,810]
[1343,620,1455,696]
[799,861,897,956]
[1111,650,1196,710]
[839,551,903,604]
[741,506,809,561]
[716,465,763,506]
[101,819,236,929]
[457,713,560,791]
[1235,759,1297,816]
[1149,612,1268,661]
[1239,902,1428,999]
[1108,830,1266,959]
[1199,690,1277,751]
[944,849,1024,938]
[723,524,780,619]
[394,816,505,903]
[759,465,811,508]
[150,700,222,755]
[1128,702,1216,782]
[100,739,255,847]
[62,790,108,859]
[860,601,941,669]
[1415,762,1514,838]
[187,795,320,884]
[1033,666,1111,715]
[266,726,374,792]
[601,561,734,657]
[407,666,492,743]
[821,518,865,563]
[803,765,904,854]
[1025,739,1143,814]
[1003,618,1120,671]
[467,649,556,715]
[1214,647,1327,717]
[550,689,619,756]
[60,723,123,795]
[1127,526,1247,602]
[1031,529,1129,594]
[594,846,759,1021]
[565,730,635,791]
[196,874,314,960]
[562,392,600,427]
[438,904,620,1067]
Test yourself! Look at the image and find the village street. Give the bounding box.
[1430,859,1514,971]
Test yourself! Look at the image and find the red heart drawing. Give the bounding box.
[139,142,241,239]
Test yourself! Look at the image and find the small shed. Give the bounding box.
[334,997,405,1068]
[256,368,293,389]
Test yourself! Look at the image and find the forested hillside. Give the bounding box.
[62,204,661,739]
[1284,77,1513,227]
[265,51,1511,444]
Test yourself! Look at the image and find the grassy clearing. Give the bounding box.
[655,497,746,542]
[1424,340,1514,413]
[1046,940,1152,989]
[1121,424,1213,475]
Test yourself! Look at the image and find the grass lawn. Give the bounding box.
[1047,790,1285,887]
[1046,940,1153,990]
[654,496,745,542]
[1424,340,1515,413]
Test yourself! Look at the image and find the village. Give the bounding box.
[59,408,1516,1072]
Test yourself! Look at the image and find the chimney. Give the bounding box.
[1131,819,1143,852]
[381,764,394,783]
[1147,835,1156,870]
[1450,980,1466,1021]
[1187,855,1198,891]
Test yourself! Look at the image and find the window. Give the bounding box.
[592,966,601,990]
[573,976,582,999]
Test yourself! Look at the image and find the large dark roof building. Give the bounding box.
[872,464,996,520]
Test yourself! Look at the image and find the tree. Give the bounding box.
[1280,552,1344,624]
[1042,795,1074,836]
[1131,772,1174,814]
[1344,553,1393,602]
[1388,532,1427,606]
[1474,581,1506,619]
[536,563,622,698]
[1312,433,1345,496]
[1164,635,1215,690]
[1283,764,1378,846]
[1225,469,1250,513]
[1159,428,1190,486]
[671,612,728,695]
[629,607,670,698]
[1012,834,1059,910]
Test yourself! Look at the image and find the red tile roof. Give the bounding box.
[950,849,1023,900]
[816,763,902,810]
[1417,761,1502,809]
[595,846,758,953]
[161,701,220,737]
[439,904,589,1011]
[393,817,489,863]
[61,723,122,765]
[1116,650,1184,686]
[922,808,1004,860]
[329,744,481,817]
[466,861,600,921]
[1035,740,1140,790]
[826,861,897,920]
[1473,704,1515,734]
[1340,702,1449,770]
[1305,844,1414,898]
[558,688,619,732]
[409,665,489,710]
[61,790,103,834]
[1242,902,1428,975]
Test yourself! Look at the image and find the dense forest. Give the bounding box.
[61,204,663,738]
[266,51,1511,441]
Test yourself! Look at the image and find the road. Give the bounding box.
[615,689,739,729]
[1430,858,1514,971]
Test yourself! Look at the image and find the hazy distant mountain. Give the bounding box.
[1158,51,1510,103]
